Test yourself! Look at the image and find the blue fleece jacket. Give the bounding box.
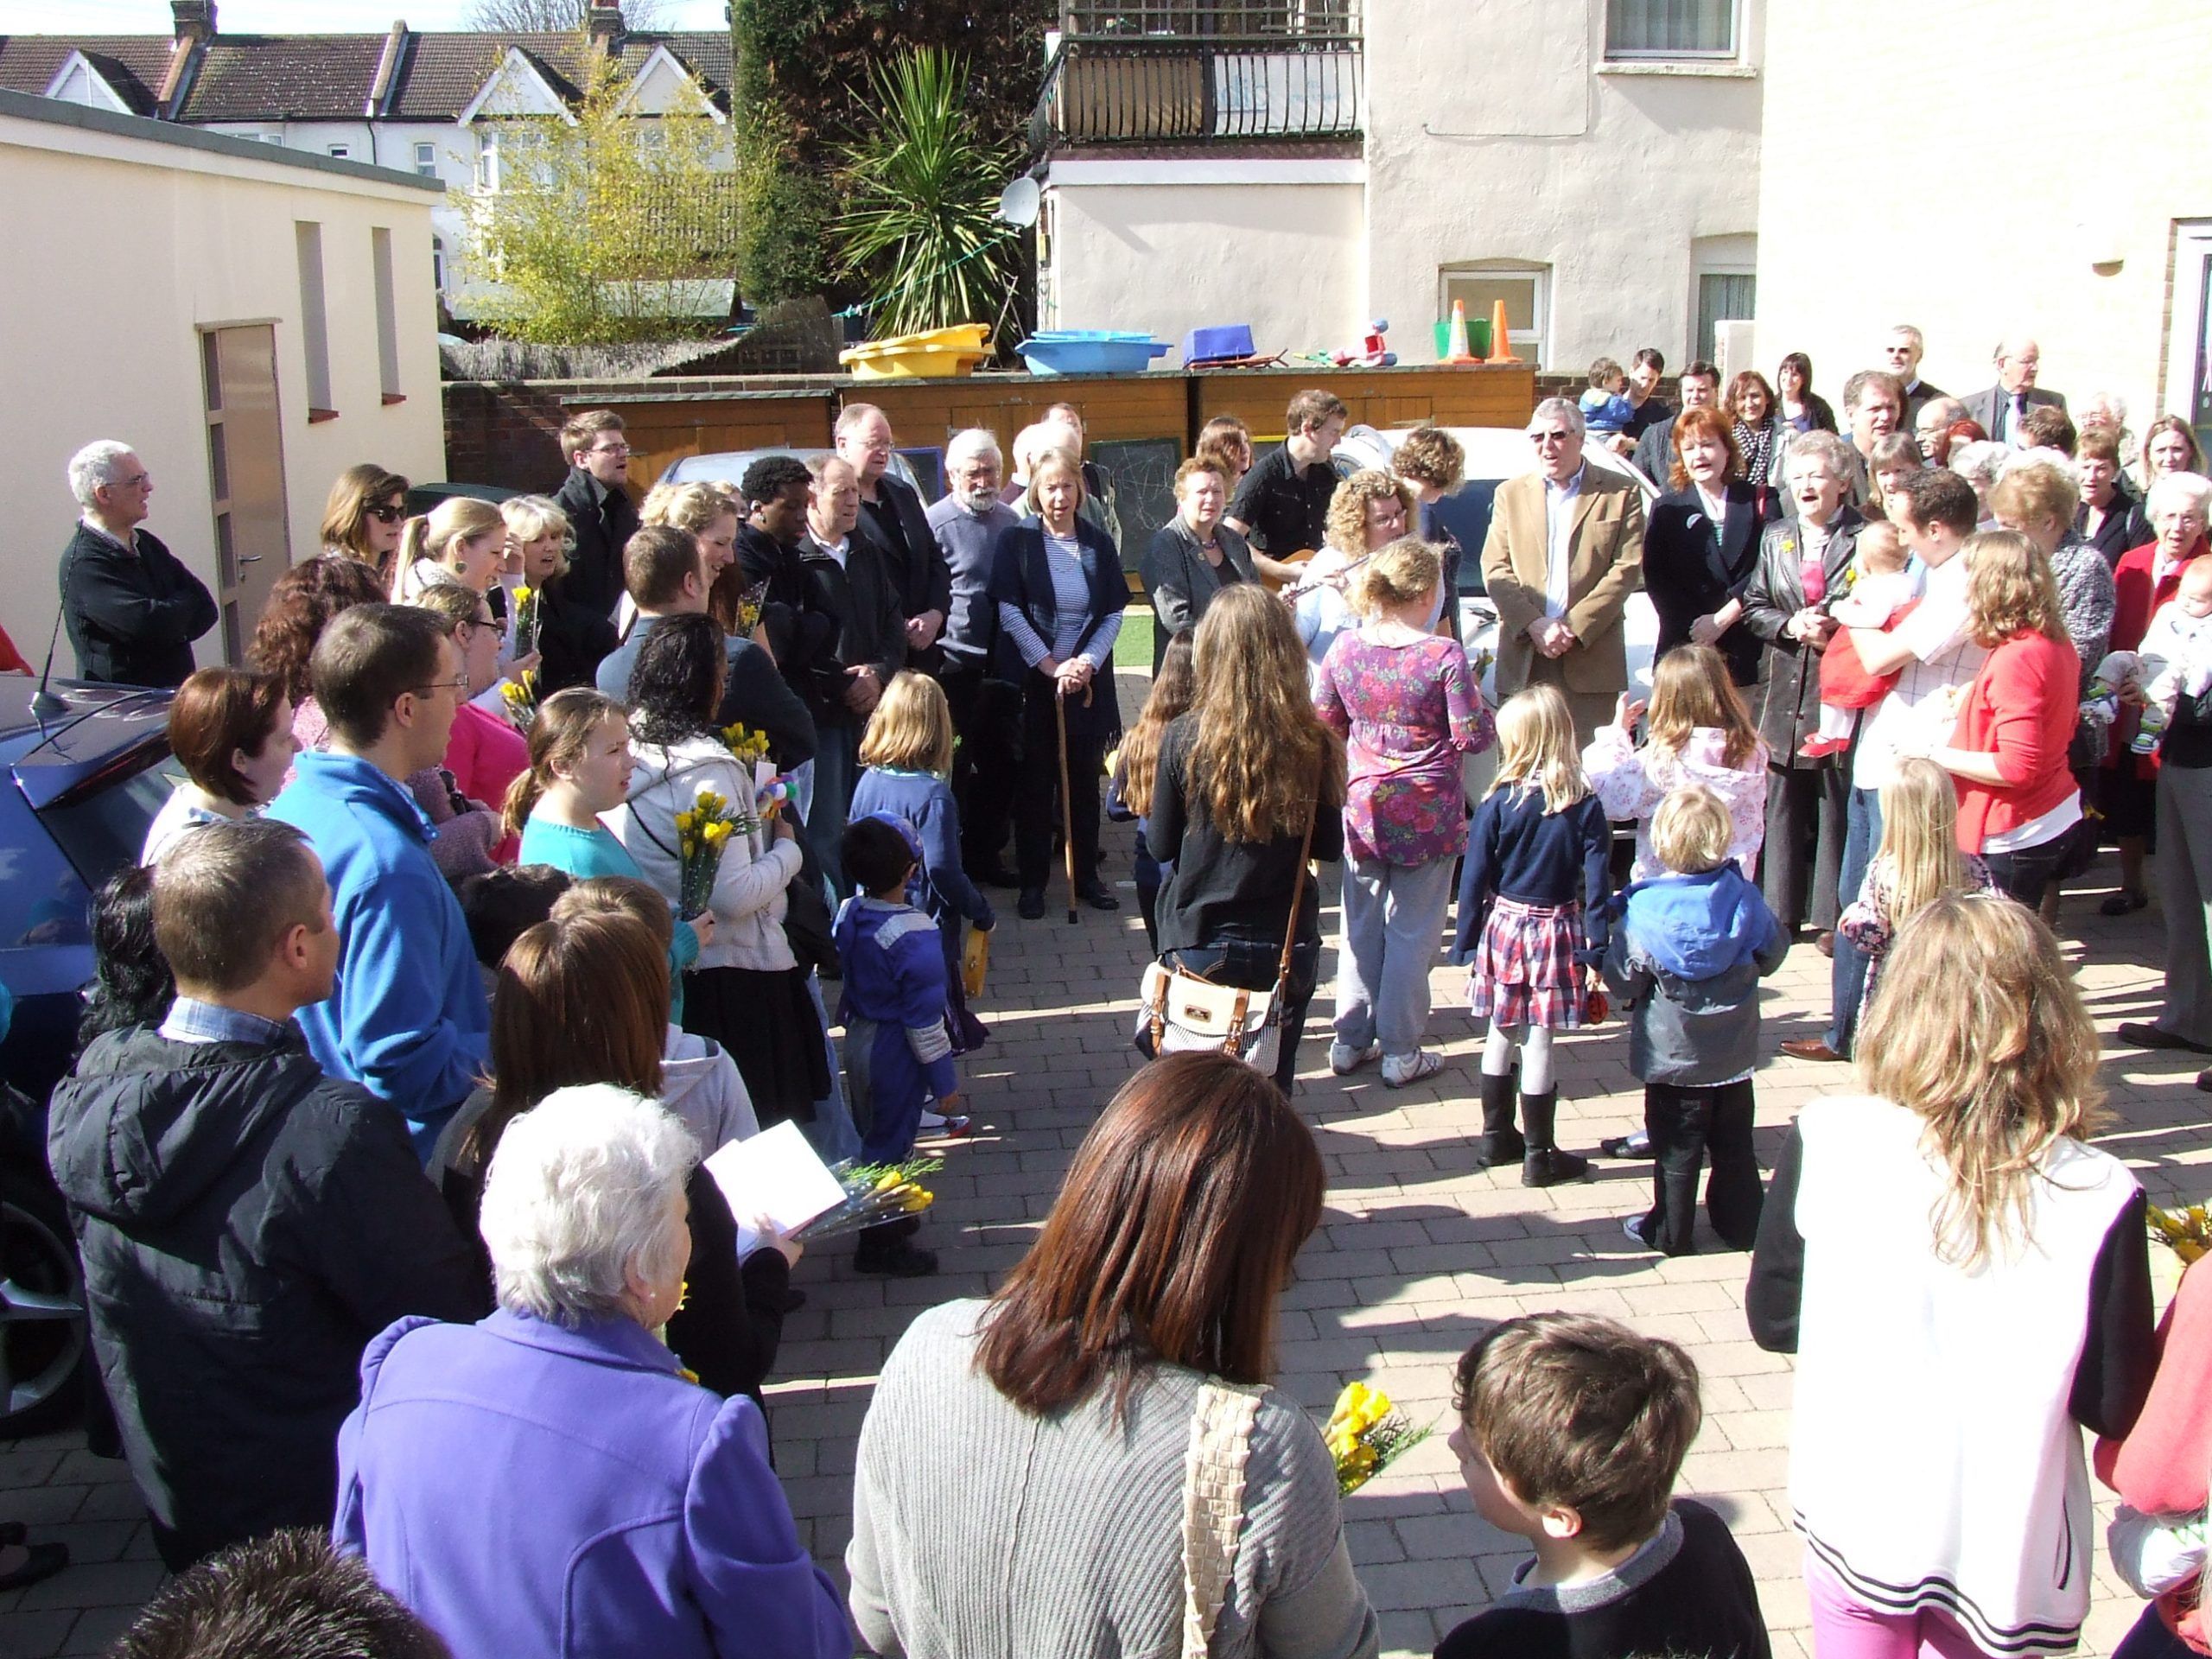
[1616,864,1782,979]
[268,751,490,1157]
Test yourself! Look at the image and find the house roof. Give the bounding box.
[0,35,176,116]
[0,28,733,124]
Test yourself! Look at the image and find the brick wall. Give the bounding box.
[442,381,574,493]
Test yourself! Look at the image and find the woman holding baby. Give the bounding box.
[1916,529,2082,909]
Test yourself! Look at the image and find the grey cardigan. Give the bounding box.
[848,1300,1378,1659]
[1144,516,1259,638]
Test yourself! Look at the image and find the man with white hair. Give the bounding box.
[1962,336,2067,447]
[927,429,1022,881]
[1480,397,1647,741]
[1882,325,1948,424]
[60,440,215,687]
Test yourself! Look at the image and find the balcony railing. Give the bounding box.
[1031,30,1363,148]
[1058,2,1361,36]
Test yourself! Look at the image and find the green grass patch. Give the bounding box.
[1116,606,1154,673]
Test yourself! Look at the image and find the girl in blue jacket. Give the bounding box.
[1452,685,1611,1187]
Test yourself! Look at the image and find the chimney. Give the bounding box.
[366,20,409,118]
[171,0,216,45]
[587,0,624,53]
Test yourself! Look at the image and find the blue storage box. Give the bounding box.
[1184,324,1255,363]
[1015,331,1173,375]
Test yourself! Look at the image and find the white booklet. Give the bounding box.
[701,1120,848,1257]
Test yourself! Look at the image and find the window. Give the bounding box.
[372,227,403,403]
[1694,274,1756,363]
[259,132,284,145]
[1606,0,1737,58]
[413,141,438,178]
[431,235,448,298]
[327,143,352,159]
[1440,264,1548,367]
[475,127,500,192]
[295,221,334,418]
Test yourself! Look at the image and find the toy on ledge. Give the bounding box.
[1331,318,1398,369]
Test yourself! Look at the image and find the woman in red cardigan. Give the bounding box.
[1921,530,2082,908]
[2101,474,2212,913]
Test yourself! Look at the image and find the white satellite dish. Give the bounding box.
[995,175,1041,228]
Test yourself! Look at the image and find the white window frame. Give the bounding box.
[476,127,501,192]
[1439,262,1548,367]
[1689,233,1757,365]
[295,221,334,416]
[1604,0,1741,61]
[431,235,448,298]
[2165,221,2212,447]
[414,141,438,178]
[327,143,352,159]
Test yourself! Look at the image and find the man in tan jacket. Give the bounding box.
[1481,397,1647,741]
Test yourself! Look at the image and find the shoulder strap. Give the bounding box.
[1274,760,1324,991]
[1181,1378,1265,1659]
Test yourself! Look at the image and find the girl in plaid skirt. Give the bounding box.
[1451,685,1612,1186]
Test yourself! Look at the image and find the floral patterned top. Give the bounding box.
[1314,631,1494,865]
[1838,851,1996,995]
[1583,724,1770,885]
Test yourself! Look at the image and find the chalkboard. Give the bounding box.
[1092,437,1184,576]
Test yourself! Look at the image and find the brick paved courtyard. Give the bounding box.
[1,858,2201,1659]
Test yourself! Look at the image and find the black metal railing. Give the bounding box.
[1059,2,1361,37]
[1031,31,1363,149]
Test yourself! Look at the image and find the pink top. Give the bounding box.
[1313,632,1493,865]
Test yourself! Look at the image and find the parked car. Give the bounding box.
[403,480,520,518]
[0,677,177,1435]
[660,448,927,498]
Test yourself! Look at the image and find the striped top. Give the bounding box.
[998,531,1122,669]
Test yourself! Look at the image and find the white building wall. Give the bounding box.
[0,104,446,676]
[1043,163,1366,359]
[1363,0,1763,370]
[1755,0,2211,426]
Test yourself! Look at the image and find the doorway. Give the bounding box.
[198,325,290,664]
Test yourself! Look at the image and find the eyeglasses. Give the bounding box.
[458,617,504,641]
[365,503,406,524]
[410,674,471,697]
[1529,431,1574,448]
[111,474,151,491]
[590,444,632,459]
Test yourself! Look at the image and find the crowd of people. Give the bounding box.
[15,333,2212,1659]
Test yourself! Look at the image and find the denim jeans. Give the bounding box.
[1981,833,2073,911]
[1827,785,1882,1054]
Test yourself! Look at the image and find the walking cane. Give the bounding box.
[1054,683,1080,924]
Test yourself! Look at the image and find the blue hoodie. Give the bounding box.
[1617,864,1781,979]
[268,751,489,1157]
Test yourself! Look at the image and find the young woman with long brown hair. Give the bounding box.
[1749,894,2154,1659]
[1147,584,1345,1090]
[848,1051,1374,1659]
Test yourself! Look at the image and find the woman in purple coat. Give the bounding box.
[334,1086,850,1659]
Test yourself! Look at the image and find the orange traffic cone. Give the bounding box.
[1486,298,1522,364]
[1440,299,1478,365]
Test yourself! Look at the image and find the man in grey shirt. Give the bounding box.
[927,429,1022,884]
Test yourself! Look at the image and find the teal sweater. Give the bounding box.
[517,817,700,1018]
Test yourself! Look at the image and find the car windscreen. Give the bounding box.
[22,757,180,944]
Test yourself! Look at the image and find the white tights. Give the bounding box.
[1480,1020,1554,1095]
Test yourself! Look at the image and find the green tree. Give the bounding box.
[459,48,740,343]
[834,48,1020,335]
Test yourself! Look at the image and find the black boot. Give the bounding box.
[855,1221,938,1277]
[1518,1087,1590,1187]
[1472,1071,1526,1169]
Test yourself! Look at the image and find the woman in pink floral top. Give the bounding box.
[1314,538,1495,1087]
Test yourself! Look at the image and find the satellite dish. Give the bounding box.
[995,175,1041,228]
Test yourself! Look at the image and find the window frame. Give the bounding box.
[1439,262,1548,368]
[413,141,439,178]
[1603,0,1740,62]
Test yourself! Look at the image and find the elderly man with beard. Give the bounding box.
[927,429,1024,885]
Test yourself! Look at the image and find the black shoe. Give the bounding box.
[2101,888,2150,917]
[1471,1071,1525,1169]
[1522,1147,1592,1187]
[780,1287,807,1313]
[1076,880,1120,912]
[0,1540,68,1592]
[1017,888,1046,920]
[2119,1021,2212,1054]
[855,1239,938,1277]
[969,858,1020,888]
[1600,1130,1651,1159]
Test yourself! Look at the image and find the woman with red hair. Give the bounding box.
[1640,406,1778,687]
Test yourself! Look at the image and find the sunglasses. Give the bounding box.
[365,503,406,524]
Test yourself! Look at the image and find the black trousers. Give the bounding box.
[942,652,1020,866]
[1014,686,1103,893]
[1761,762,1847,932]
[1160,938,1320,1093]
[1641,1078,1761,1256]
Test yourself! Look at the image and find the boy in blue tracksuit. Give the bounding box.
[1603,785,1787,1257]
[265,606,488,1160]
[834,814,960,1278]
